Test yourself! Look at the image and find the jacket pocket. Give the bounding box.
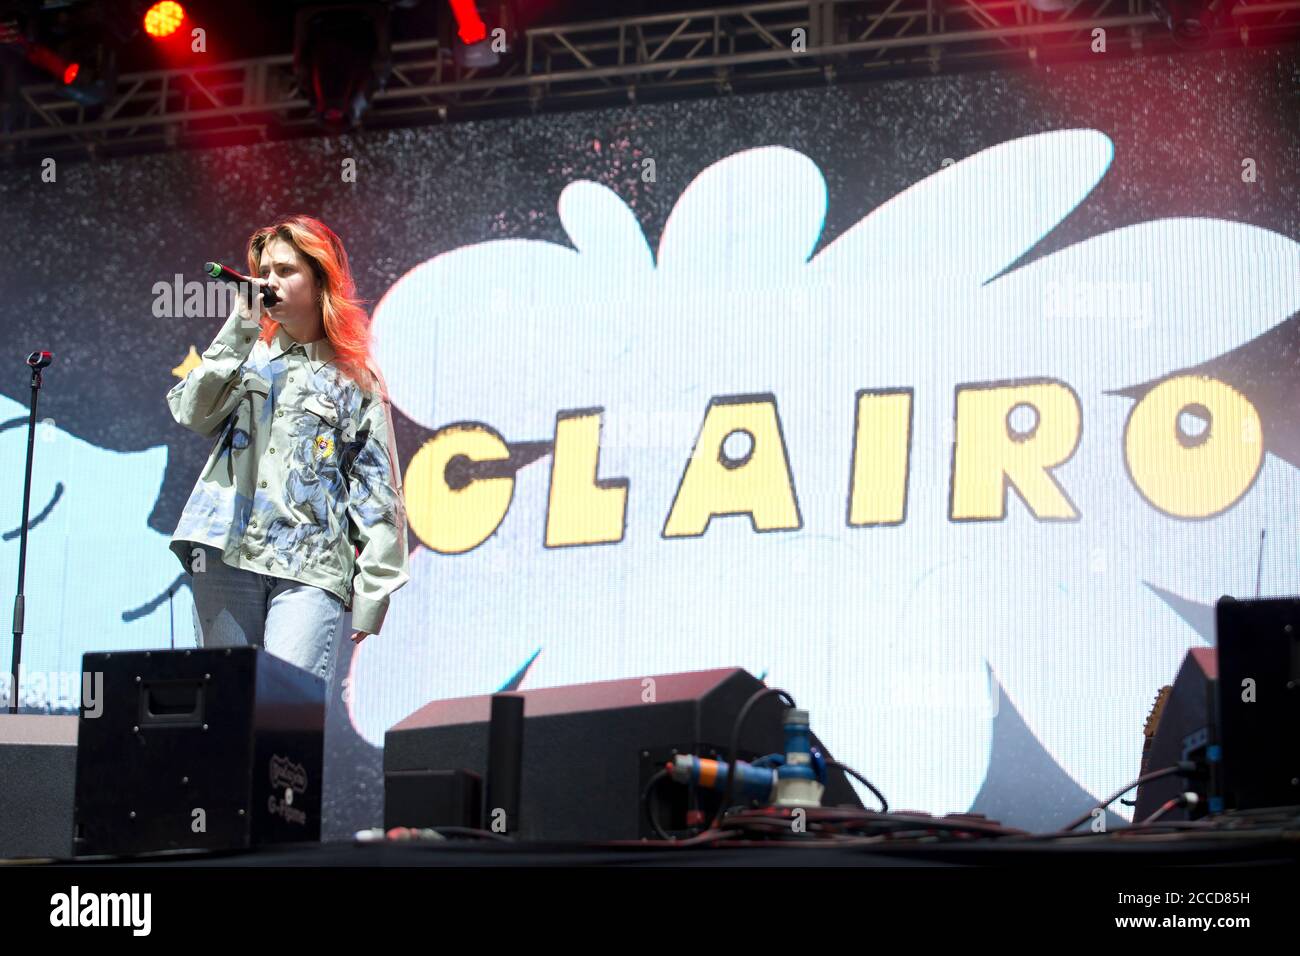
[302,393,340,426]
[225,374,270,450]
[302,394,345,466]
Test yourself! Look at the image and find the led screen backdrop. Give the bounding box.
[1,44,1298,836]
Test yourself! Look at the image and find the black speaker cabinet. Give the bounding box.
[73,647,325,857]
[1215,597,1300,813]
[385,769,483,830]
[0,715,78,859]
[1133,647,1217,821]
[385,667,863,842]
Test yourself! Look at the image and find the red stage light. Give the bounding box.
[144,2,186,39]
[449,0,487,44]
[63,62,79,84]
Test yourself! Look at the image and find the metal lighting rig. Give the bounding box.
[1,0,1298,162]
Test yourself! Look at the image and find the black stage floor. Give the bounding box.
[8,832,1292,941]
[14,831,1299,867]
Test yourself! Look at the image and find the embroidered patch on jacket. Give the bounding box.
[313,434,335,460]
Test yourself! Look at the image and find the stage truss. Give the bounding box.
[2,0,1298,161]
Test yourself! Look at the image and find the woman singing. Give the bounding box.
[166,215,410,682]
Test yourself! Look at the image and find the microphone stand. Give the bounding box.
[8,351,52,715]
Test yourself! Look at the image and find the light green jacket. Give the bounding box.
[166,299,410,635]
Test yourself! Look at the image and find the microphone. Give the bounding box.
[203,262,280,307]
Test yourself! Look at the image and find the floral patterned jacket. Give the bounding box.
[166,299,410,635]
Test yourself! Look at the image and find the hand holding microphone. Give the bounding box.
[203,262,280,316]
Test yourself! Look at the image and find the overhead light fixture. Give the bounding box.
[449,0,488,44]
[1148,0,1238,47]
[53,30,117,106]
[449,1,517,70]
[294,2,393,130]
[0,9,116,106]
[143,2,186,40]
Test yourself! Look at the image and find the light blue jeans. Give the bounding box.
[188,543,345,683]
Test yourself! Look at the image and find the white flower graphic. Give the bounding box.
[352,130,1300,818]
[0,394,196,704]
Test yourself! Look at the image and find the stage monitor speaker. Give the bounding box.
[1133,647,1217,822]
[1214,596,1300,813]
[0,715,78,859]
[73,647,325,857]
[384,668,863,841]
[384,769,483,831]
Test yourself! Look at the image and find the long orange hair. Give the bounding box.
[246,215,385,399]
